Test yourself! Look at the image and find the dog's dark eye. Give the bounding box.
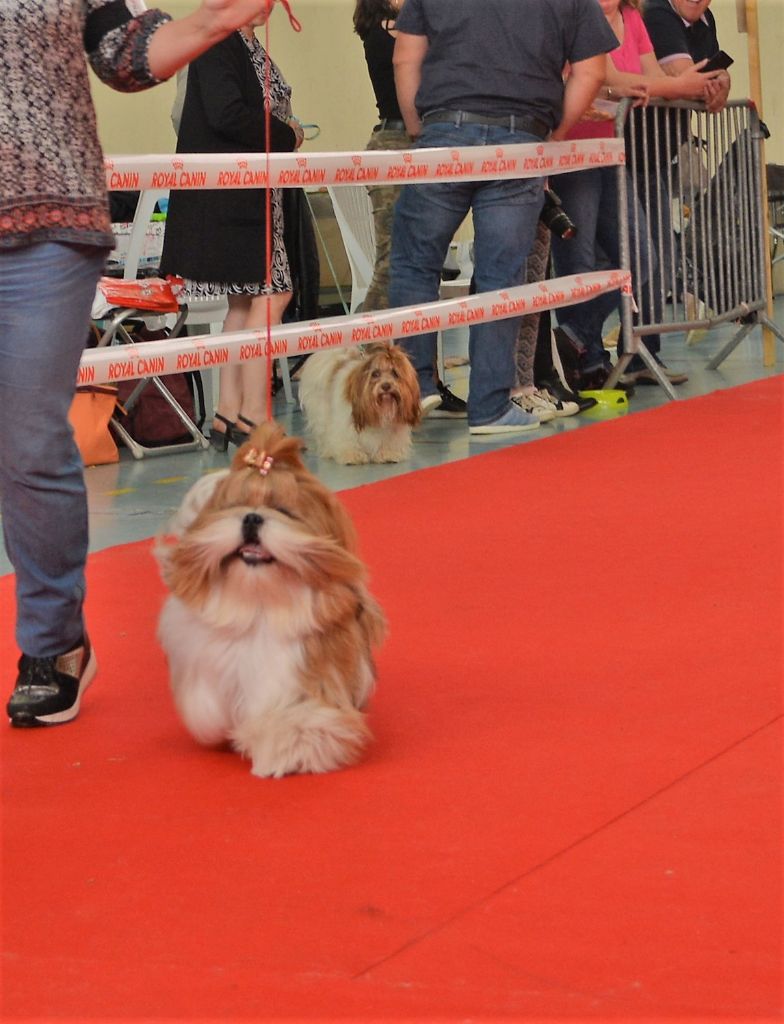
[371,369,381,379]
[391,369,399,379]
[276,507,298,520]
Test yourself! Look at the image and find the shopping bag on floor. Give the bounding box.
[68,385,120,466]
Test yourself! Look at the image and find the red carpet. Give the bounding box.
[1,377,782,1023]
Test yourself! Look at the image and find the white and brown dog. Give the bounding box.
[298,343,420,464]
[156,421,386,778]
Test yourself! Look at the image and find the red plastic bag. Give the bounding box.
[96,276,184,313]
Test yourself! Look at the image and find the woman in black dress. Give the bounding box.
[161,8,304,448]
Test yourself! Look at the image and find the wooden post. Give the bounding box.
[743,0,776,364]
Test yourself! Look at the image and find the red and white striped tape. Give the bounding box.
[104,137,624,191]
[78,270,631,387]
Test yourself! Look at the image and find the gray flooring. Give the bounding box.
[1,303,782,577]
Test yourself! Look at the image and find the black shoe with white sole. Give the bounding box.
[7,637,96,727]
[537,376,597,413]
[429,383,468,418]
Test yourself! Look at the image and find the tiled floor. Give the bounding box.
[1,302,782,576]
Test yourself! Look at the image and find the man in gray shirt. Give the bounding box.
[389,0,616,434]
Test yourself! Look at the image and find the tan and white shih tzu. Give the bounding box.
[298,342,421,464]
[156,421,386,778]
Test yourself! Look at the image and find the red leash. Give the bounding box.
[263,0,301,419]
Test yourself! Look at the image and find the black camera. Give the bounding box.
[540,188,577,239]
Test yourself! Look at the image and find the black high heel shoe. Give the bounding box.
[208,412,236,452]
[229,414,257,446]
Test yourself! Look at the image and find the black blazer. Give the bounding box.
[160,32,296,284]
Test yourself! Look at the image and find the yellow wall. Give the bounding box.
[91,0,782,162]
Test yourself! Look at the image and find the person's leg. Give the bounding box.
[467,148,544,425]
[212,293,250,438]
[514,221,551,392]
[550,168,617,372]
[236,290,292,430]
[624,167,667,368]
[549,170,601,283]
[364,183,400,312]
[363,127,408,312]
[0,242,106,659]
[388,124,474,400]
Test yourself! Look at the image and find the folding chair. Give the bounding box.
[95,189,209,460]
[326,185,375,314]
[326,185,474,379]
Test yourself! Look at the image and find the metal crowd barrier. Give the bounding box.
[610,98,783,397]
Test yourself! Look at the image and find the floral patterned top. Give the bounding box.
[0,0,170,250]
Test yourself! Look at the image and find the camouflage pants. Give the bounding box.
[362,126,410,312]
[515,220,551,388]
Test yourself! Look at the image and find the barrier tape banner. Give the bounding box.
[79,270,630,388]
[105,138,625,191]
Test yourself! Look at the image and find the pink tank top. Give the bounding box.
[567,6,654,141]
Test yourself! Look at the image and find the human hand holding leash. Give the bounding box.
[147,0,299,81]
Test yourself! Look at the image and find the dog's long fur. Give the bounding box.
[299,343,420,464]
[156,422,386,778]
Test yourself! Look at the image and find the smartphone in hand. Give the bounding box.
[699,50,734,73]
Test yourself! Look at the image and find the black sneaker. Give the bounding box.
[537,376,597,413]
[7,637,96,727]
[429,383,467,418]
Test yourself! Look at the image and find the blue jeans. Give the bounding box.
[619,167,670,369]
[388,121,544,426]
[0,242,106,658]
[550,166,652,370]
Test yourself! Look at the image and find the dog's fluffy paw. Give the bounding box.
[338,448,371,466]
[232,702,371,777]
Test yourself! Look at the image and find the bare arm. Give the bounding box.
[658,55,731,112]
[393,31,429,138]
[603,52,721,102]
[551,54,606,141]
[147,0,281,80]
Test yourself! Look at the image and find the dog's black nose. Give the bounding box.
[242,512,264,543]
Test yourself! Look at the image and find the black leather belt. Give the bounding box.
[422,109,549,140]
[373,118,406,131]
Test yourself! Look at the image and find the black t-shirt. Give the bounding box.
[642,0,721,65]
[395,0,617,130]
[361,22,402,120]
[632,0,722,169]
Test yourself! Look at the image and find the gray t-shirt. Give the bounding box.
[395,0,617,129]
